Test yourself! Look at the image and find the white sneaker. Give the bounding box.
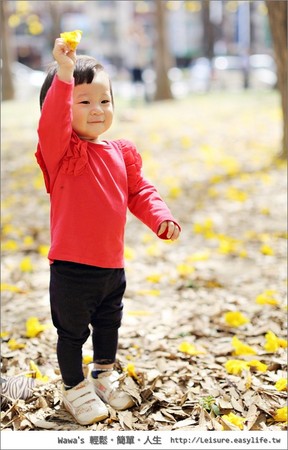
[62,379,108,425]
[90,370,135,411]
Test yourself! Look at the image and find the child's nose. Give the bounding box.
[91,104,102,115]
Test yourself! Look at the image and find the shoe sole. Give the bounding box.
[63,401,109,425]
[94,386,135,411]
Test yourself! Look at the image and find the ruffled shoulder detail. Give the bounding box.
[115,139,142,194]
[35,144,51,193]
[61,131,88,176]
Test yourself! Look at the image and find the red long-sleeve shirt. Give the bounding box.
[36,76,180,268]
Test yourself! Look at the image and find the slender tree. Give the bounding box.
[153,0,173,101]
[265,0,287,159]
[1,0,15,100]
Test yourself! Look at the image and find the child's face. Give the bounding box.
[72,71,113,142]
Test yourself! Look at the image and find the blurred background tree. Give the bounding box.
[154,0,173,100]
[1,0,15,100]
[265,0,287,159]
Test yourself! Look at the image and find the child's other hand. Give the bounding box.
[157,221,180,241]
[52,38,76,76]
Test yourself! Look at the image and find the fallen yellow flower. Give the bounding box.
[247,359,267,372]
[231,336,257,356]
[225,359,267,375]
[0,331,10,338]
[20,256,33,272]
[124,362,139,381]
[222,412,246,430]
[1,283,23,293]
[273,406,287,422]
[177,263,194,277]
[124,246,135,260]
[224,311,249,327]
[27,360,49,382]
[275,378,287,391]
[193,218,215,238]
[178,341,206,356]
[8,338,26,350]
[38,245,49,257]
[225,187,248,203]
[225,359,250,375]
[146,273,162,283]
[26,317,50,338]
[256,290,279,306]
[264,330,287,352]
[60,30,82,50]
[136,289,160,296]
[260,244,274,256]
[186,250,210,262]
[82,355,93,365]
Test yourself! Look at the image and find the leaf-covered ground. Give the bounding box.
[1,89,287,432]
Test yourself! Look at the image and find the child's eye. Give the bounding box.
[101,100,110,104]
[79,101,90,104]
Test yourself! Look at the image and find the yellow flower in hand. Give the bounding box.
[60,30,82,50]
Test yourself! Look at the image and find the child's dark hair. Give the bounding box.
[39,55,114,109]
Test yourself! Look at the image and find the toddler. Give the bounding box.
[35,37,181,425]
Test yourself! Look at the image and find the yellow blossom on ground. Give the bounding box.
[38,245,49,257]
[260,207,270,215]
[178,341,206,355]
[193,218,215,238]
[247,360,267,372]
[217,236,238,254]
[124,246,135,260]
[27,360,49,382]
[260,244,274,256]
[146,273,162,283]
[2,240,18,252]
[26,317,50,338]
[224,311,249,327]
[146,244,161,257]
[124,362,139,381]
[264,330,287,352]
[256,290,279,306]
[1,283,23,293]
[273,406,287,422]
[20,256,33,272]
[231,336,257,356]
[275,378,287,391]
[245,372,252,389]
[23,236,34,246]
[177,263,194,277]
[0,331,10,338]
[136,289,160,296]
[225,359,250,375]
[222,412,246,429]
[186,250,210,262]
[8,338,26,350]
[225,187,248,202]
[82,355,93,365]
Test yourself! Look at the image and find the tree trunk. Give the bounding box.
[202,0,214,59]
[266,0,287,159]
[154,0,173,101]
[1,0,15,100]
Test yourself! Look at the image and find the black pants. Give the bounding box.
[50,260,126,387]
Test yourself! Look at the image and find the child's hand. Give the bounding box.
[52,38,76,81]
[157,221,180,241]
